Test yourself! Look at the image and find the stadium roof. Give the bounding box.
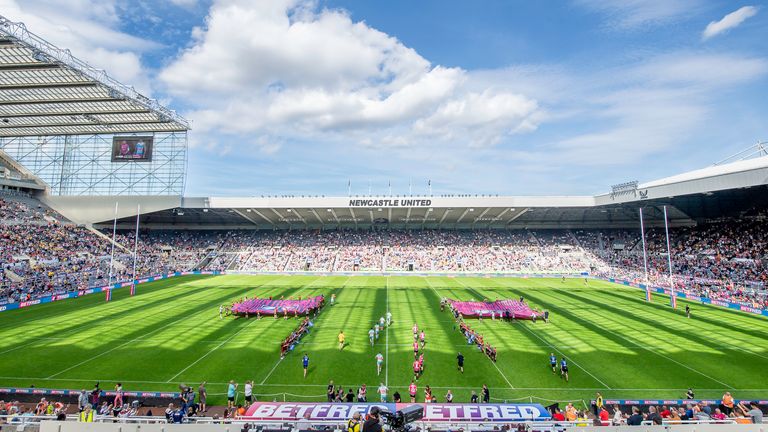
[43,153,768,228]
[0,15,189,137]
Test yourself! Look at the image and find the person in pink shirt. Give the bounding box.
[408,381,417,402]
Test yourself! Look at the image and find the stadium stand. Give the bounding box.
[2,194,765,312]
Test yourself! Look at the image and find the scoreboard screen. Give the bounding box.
[111,136,153,162]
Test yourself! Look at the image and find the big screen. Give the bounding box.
[111,136,153,162]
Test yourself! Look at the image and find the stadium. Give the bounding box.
[0,5,767,432]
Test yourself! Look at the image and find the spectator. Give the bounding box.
[347,412,362,432]
[78,405,94,422]
[646,406,662,425]
[362,407,382,432]
[747,402,764,424]
[296,412,313,430]
[626,406,644,426]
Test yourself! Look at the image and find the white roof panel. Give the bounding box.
[0,14,188,137]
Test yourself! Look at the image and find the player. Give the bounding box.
[386,311,392,326]
[419,330,426,348]
[457,352,464,373]
[379,316,385,328]
[549,353,557,373]
[560,357,569,382]
[412,358,421,380]
[219,305,224,319]
[374,323,380,340]
[338,331,345,350]
[562,275,566,283]
[378,383,388,402]
[685,305,691,319]
[368,328,375,346]
[584,278,589,286]
[302,353,309,378]
[413,340,419,356]
[375,352,384,375]
[408,381,417,402]
[134,140,146,158]
[331,293,336,305]
[412,323,418,337]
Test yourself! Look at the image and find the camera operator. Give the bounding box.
[363,407,383,432]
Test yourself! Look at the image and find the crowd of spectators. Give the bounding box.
[0,198,116,304]
[2,195,766,310]
[584,399,765,426]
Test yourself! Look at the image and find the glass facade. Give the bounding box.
[0,131,187,195]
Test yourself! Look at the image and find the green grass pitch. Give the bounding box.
[1,274,766,407]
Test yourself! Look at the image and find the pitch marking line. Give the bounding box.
[0,282,206,357]
[542,289,737,390]
[451,278,613,390]
[515,322,612,389]
[578,291,768,362]
[490,359,515,389]
[46,313,212,379]
[385,276,389,387]
[431,278,515,389]
[166,318,260,383]
[1,375,765,392]
[46,276,298,381]
[254,281,320,386]
[260,358,284,385]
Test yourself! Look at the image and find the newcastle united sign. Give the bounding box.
[349,199,432,207]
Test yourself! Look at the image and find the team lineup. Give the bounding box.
[247,290,575,403]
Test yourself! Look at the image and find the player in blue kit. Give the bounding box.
[549,353,557,373]
[302,353,309,378]
[560,358,569,382]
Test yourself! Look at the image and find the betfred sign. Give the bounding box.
[243,403,550,422]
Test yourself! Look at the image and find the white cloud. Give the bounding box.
[0,0,157,94]
[160,0,543,153]
[551,53,768,165]
[702,6,758,40]
[168,0,198,7]
[414,91,542,148]
[575,0,702,29]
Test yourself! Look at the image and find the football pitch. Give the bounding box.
[1,275,767,407]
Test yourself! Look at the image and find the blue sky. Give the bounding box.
[2,0,767,197]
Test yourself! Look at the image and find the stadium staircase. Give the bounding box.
[194,253,215,270]
[88,227,131,254]
[282,253,293,271]
[2,268,22,283]
[331,252,340,272]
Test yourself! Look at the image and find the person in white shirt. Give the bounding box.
[378,383,388,402]
[296,413,313,430]
[612,405,625,425]
[244,381,253,406]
